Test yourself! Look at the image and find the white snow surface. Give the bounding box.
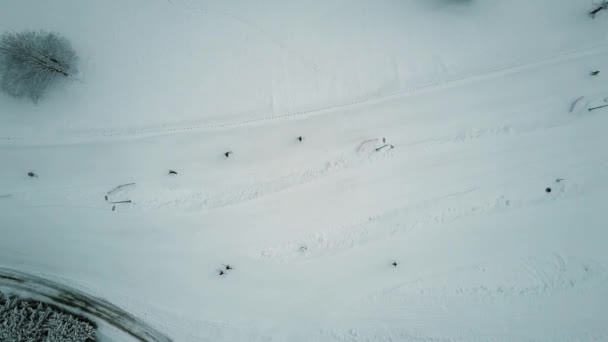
[1,0,608,341]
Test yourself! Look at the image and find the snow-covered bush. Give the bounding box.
[0,30,78,103]
[0,291,96,341]
[590,0,608,18]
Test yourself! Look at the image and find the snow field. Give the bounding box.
[1,0,608,341]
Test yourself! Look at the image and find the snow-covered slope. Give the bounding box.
[1,0,608,341]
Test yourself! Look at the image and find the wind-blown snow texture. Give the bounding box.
[1,0,608,341]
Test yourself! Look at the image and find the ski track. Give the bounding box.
[145,138,395,211]
[148,157,352,212]
[257,169,600,264]
[2,43,608,145]
[3,138,396,213]
[318,328,456,342]
[4,97,595,214]
[0,268,173,342]
[317,325,608,342]
[369,255,608,303]
[0,116,549,213]
[2,109,598,216]
[325,255,608,342]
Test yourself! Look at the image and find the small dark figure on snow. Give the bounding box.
[224,151,232,158]
[545,187,552,193]
[217,269,225,276]
[375,144,395,152]
[223,264,233,271]
[590,70,600,76]
[297,136,304,142]
[589,2,608,18]
[392,261,398,267]
[168,170,178,175]
[27,171,37,178]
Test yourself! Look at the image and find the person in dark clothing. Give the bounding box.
[225,151,233,158]
[297,136,304,142]
[223,264,233,270]
[376,144,395,152]
[590,70,600,76]
[27,171,38,178]
[392,261,398,267]
[218,269,225,276]
[168,170,178,175]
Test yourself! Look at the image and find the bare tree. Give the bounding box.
[590,0,608,18]
[0,30,78,103]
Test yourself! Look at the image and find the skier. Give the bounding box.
[392,261,398,267]
[168,170,178,175]
[224,151,233,158]
[590,70,600,76]
[27,171,38,178]
[297,136,304,142]
[223,264,233,271]
[375,144,395,152]
[217,269,226,276]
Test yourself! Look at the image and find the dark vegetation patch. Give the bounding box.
[0,290,96,342]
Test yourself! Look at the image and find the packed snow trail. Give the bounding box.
[2,42,608,145]
[1,0,608,143]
